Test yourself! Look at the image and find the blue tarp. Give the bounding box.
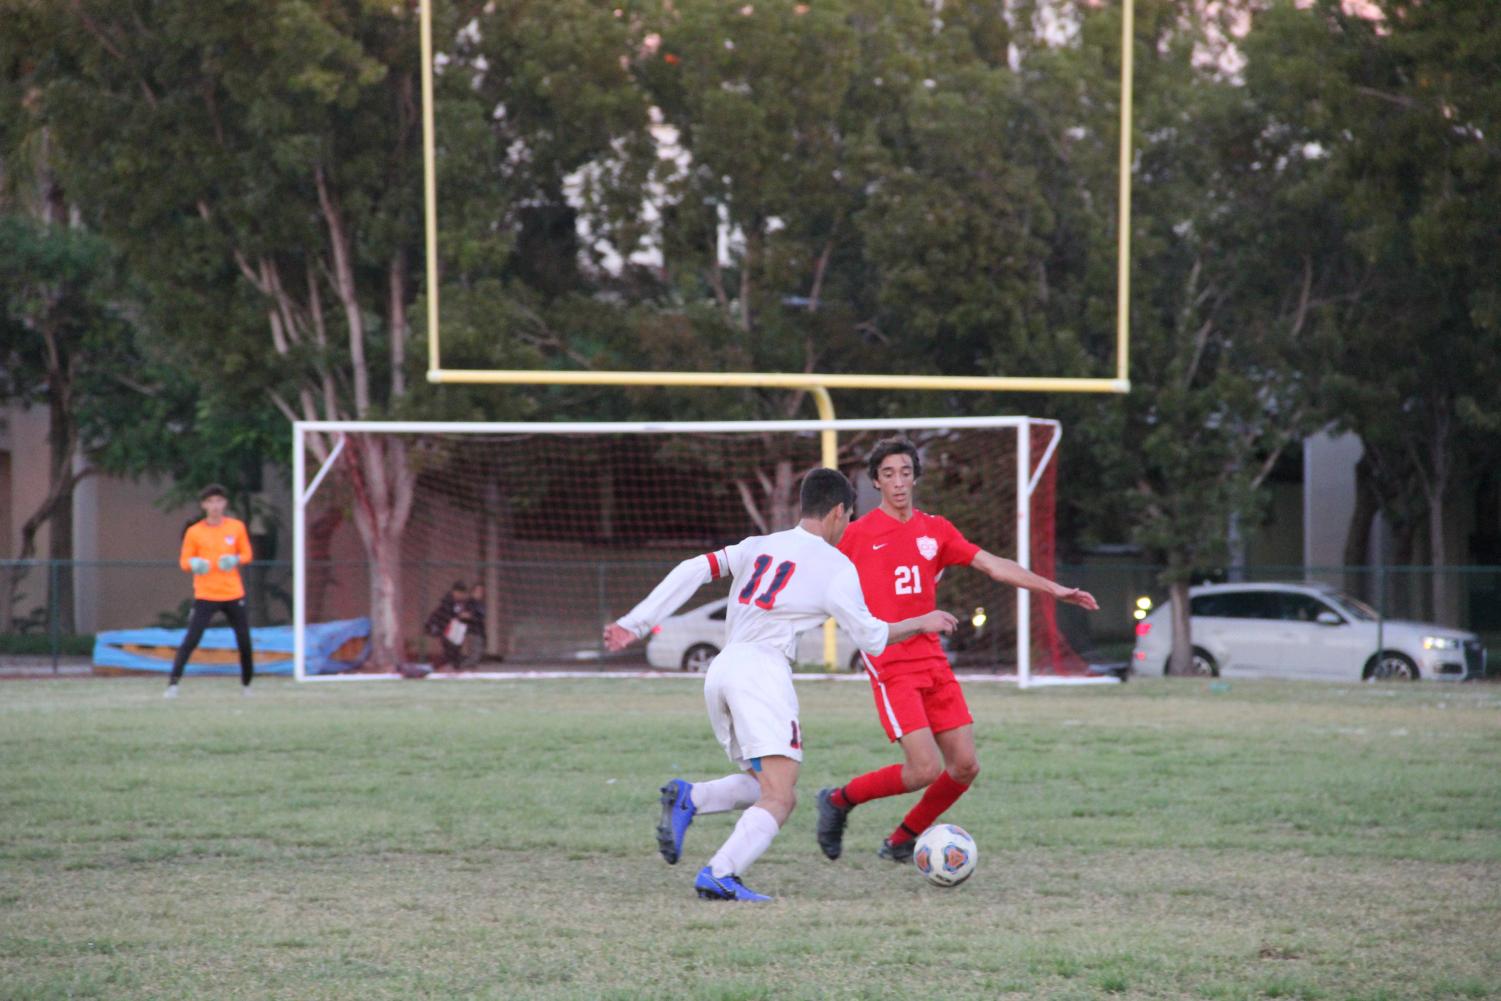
[92,618,370,676]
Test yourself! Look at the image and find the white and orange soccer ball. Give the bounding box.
[913,823,977,887]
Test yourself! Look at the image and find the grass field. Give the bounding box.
[2,676,1499,1001]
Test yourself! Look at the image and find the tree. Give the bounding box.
[1042,1,1351,673]
[0,217,129,630]
[14,0,646,667]
[1245,0,1501,622]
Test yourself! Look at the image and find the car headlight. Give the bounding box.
[1422,636,1460,651]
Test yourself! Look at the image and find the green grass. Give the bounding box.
[1,676,1499,1001]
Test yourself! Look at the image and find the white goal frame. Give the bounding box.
[292,416,1089,687]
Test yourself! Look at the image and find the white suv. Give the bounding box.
[1132,582,1485,681]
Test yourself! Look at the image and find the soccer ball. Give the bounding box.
[913,823,977,887]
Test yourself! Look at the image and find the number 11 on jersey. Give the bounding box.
[894,565,922,595]
[739,555,798,609]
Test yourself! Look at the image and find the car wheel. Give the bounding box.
[1364,651,1419,681]
[680,643,719,673]
[1163,647,1218,677]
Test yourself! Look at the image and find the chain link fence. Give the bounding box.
[3,559,1498,676]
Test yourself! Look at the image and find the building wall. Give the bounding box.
[1303,431,1363,570]
[1,401,289,634]
[72,473,200,633]
[4,403,54,560]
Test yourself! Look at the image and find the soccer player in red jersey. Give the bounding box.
[816,437,1100,862]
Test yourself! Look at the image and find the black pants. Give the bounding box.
[170,598,254,686]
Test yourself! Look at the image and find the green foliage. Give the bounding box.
[1238,0,1501,602]
[3,0,1499,600]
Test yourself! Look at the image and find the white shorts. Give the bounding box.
[703,644,803,771]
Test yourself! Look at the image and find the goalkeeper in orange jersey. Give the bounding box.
[165,485,255,698]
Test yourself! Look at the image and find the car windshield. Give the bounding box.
[1327,591,1378,621]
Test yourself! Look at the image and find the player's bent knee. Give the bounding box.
[950,759,980,785]
[758,792,796,825]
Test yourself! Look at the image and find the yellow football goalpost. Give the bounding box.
[411,0,1134,677]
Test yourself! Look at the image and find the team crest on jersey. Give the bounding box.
[224,536,235,546]
[916,535,939,560]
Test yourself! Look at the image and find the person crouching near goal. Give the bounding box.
[815,437,1100,863]
[604,468,957,902]
[164,484,255,698]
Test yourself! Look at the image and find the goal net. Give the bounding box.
[292,417,1091,684]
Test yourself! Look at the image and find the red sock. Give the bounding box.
[833,764,907,809]
[891,772,970,844]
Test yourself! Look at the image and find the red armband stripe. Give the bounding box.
[706,551,722,579]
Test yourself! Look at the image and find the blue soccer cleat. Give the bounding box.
[656,778,696,865]
[694,866,772,902]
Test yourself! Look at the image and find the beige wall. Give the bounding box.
[72,472,200,633]
[0,451,11,560]
[0,400,277,634]
[4,402,54,560]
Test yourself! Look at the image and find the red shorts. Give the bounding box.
[861,655,973,742]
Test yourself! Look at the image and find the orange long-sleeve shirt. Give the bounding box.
[179,517,254,601]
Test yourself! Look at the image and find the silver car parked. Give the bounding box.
[1131,582,1485,681]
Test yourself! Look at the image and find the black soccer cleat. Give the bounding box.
[878,837,915,864]
[815,787,851,861]
[656,779,696,865]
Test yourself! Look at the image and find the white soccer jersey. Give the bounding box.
[617,525,891,662]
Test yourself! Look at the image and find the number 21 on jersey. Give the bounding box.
[894,565,922,595]
[738,555,797,609]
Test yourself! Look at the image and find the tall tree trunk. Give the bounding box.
[1391,522,1416,620]
[1427,483,1448,625]
[343,437,415,672]
[1422,415,1452,625]
[733,457,799,534]
[1344,456,1380,601]
[1166,578,1194,676]
[41,319,78,632]
[388,249,408,400]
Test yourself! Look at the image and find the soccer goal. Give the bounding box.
[292,417,1097,685]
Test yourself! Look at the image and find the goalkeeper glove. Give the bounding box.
[217,554,240,572]
[189,557,211,575]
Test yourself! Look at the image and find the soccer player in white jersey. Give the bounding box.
[603,468,957,902]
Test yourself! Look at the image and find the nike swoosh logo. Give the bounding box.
[872,543,888,550]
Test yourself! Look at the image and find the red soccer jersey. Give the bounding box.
[837,508,980,672]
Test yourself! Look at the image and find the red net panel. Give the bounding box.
[1029,422,1090,675]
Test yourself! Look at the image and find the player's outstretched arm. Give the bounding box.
[602,552,721,651]
[602,622,638,652]
[970,550,1099,611]
[886,610,959,646]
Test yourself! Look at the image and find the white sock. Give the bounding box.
[689,774,761,814]
[708,805,780,878]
